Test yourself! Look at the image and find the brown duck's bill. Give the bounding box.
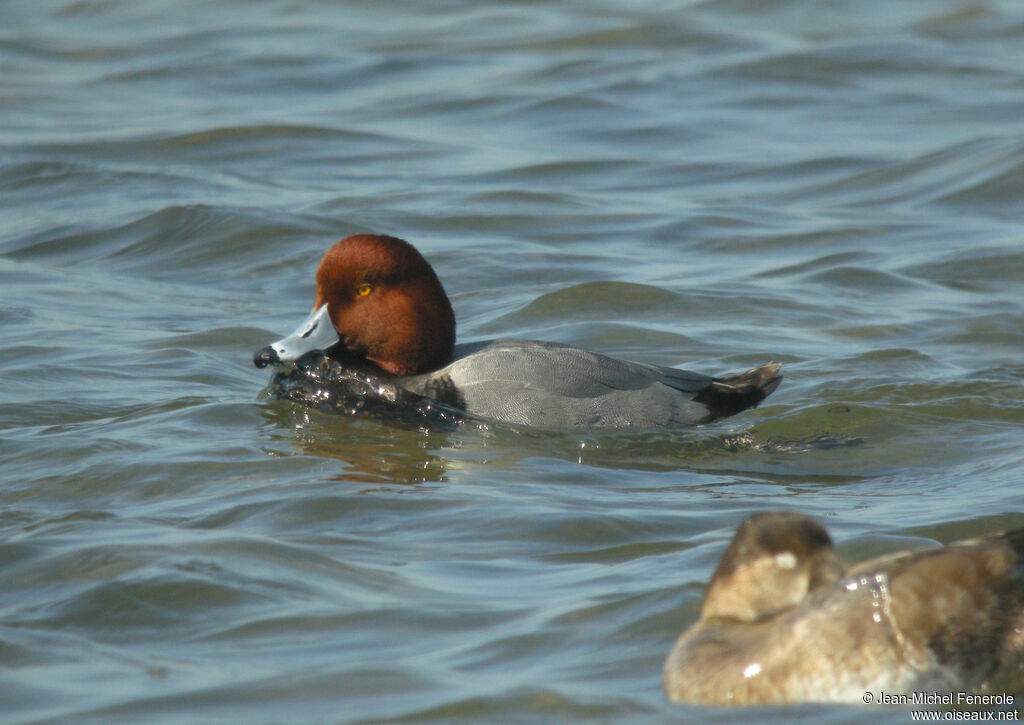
[253,303,339,369]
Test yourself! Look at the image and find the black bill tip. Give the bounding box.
[253,345,280,369]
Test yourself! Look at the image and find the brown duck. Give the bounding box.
[664,511,1024,705]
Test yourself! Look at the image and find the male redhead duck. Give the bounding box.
[663,511,1024,706]
[253,234,782,430]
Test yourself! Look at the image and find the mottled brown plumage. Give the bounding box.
[664,512,1024,705]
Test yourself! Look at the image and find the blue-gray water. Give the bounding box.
[3,1,1024,723]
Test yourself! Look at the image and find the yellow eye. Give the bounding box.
[357,283,373,297]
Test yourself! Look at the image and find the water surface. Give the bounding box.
[2,0,1024,722]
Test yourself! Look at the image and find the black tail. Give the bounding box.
[694,363,783,421]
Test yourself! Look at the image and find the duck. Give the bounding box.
[253,234,782,430]
[663,511,1024,706]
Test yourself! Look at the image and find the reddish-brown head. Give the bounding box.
[313,234,456,375]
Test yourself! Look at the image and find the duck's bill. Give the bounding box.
[253,304,339,369]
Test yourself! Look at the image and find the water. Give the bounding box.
[2,0,1024,722]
